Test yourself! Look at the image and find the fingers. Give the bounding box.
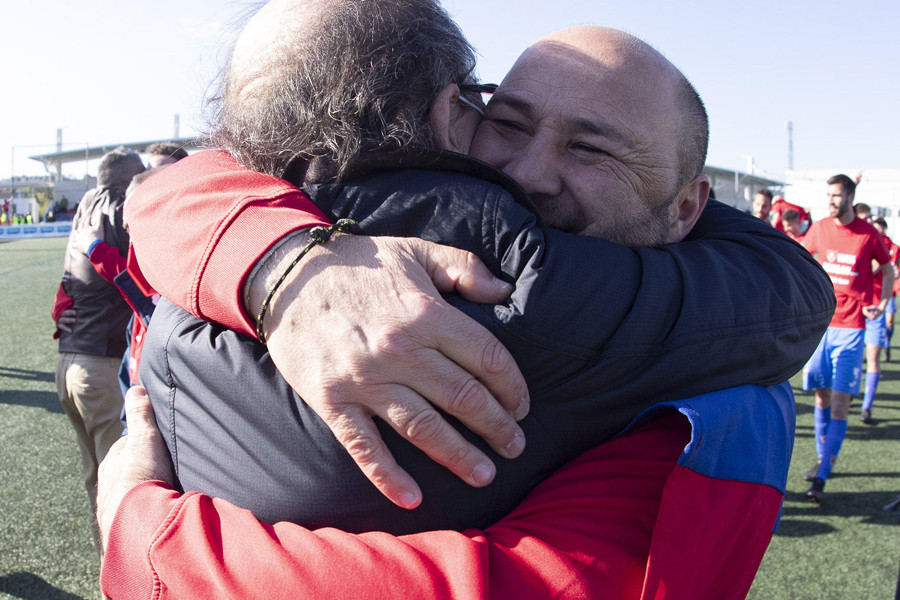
[351,296,526,487]
[409,239,531,420]
[121,386,174,484]
[56,308,76,333]
[97,385,161,552]
[321,385,508,510]
[263,234,530,507]
[123,385,158,439]
[427,298,530,422]
[376,383,510,483]
[414,238,514,304]
[374,315,527,458]
[321,404,423,510]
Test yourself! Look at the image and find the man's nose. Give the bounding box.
[502,137,563,199]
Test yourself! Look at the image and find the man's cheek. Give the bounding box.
[470,125,510,166]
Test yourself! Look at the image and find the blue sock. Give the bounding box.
[816,419,848,481]
[863,371,880,410]
[814,406,831,461]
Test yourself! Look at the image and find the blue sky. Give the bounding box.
[3,0,898,181]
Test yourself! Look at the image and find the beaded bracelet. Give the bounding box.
[255,219,360,344]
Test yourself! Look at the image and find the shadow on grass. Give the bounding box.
[792,407,900,442]
[795,402,815,418]
[0,389,63,413]
[0,367,55,383]
[779,489,900,528]
[845,419,900,442]
[875,368,900,381]
[0,572,84,600]
[773,518,836,537]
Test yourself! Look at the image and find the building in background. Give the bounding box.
[703,165,783,212]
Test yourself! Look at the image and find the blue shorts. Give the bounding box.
[804,327,865,394]
[888,296,896,315]
[865,312,890,347]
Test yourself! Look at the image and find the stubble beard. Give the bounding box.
[535,196,671,248]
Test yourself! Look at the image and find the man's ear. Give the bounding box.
[666,174,710,243]
[428,83,460,151]
[428,83,478,154]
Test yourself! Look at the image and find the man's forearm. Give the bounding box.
[86,241,127,286]
[244,229,313,320]
[127,149,834,384]
[125,150,331,336]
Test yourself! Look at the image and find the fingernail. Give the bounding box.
[505,430,525,457]
[513,397,530,421]
[471,462,495,486]
[397,492,420,510]
[493,277,513,292]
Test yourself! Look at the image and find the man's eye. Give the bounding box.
[573,143,607,155]
[492,119,527,133]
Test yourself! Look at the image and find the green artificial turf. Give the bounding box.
[0,236,897,599]
[0,237,99,600]
[748,381,900,599]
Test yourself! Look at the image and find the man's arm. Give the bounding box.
[127,151,834,506]
[100,387,780,600]
[125,151,530,509]
[865,261,895,320]
[50,283,75,337]
[70,215,127,285]
[98,388,669,600]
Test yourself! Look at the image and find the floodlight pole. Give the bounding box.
[786,121,794,171]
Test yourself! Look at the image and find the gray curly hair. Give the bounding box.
[208,0,479,180]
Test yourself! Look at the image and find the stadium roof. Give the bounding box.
[27,137,204,176]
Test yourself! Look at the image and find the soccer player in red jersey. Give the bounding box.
[801,174,893,500]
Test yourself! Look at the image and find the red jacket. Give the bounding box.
[101,413,782,599]
[769,199,811,233]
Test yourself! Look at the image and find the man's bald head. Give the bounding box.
[537,26,708,191]
[227,0,329,106]
[211,0,478,179]
[470,25,709,246]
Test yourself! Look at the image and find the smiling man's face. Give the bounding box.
[469,29,686,247]
[826,183,853,220]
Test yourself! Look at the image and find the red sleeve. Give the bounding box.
[639,466,784,600]
[87,241,127,285]
[50,283,74,339]
[101,416,717,600]
[124,151,331,337]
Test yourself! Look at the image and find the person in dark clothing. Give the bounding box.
[53,146,144,555]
